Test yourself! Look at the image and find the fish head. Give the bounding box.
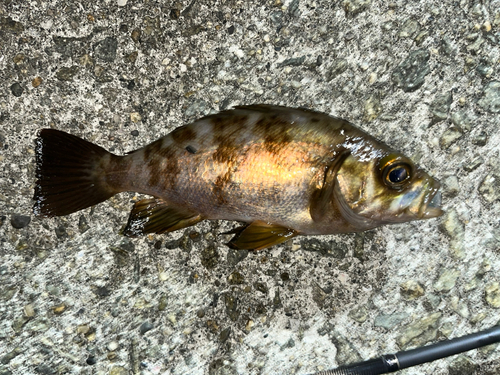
[335,151,443,227]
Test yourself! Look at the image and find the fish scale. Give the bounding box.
[33,105,442,250]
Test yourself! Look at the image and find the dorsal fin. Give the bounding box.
[233,104,278,113]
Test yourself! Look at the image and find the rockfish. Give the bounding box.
[33,105,443,250]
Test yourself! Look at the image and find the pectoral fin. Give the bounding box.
[122,198,203,236]
[310,151,350,222]
[227,221,297,250]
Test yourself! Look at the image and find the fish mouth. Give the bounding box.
[420,180,444,219]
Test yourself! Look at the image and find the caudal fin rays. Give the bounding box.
[33,129,116,217]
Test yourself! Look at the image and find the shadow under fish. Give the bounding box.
[33,105,443,250]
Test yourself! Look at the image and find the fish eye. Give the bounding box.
[379,154,414,189]
[386,164,410,185]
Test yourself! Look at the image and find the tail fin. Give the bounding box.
[33,129,116,217]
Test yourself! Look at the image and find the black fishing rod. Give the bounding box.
[312,325,500,375]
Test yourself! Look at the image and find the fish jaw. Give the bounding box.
[381,170,443,222]
[412,174,443,219]
[424,190,443,218]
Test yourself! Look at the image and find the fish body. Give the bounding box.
[34,105,442,249]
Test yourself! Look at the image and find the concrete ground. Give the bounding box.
[1,0,499,374]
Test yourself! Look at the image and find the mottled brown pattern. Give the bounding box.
[209,115,250,205]
[212,170,232,205]
[212,143,240,164]
[144,143,179,189]
[171,126,196,144]
[254,115,292,154]
[210,113,249,132]
[103,154,133,192]
[147,156,161,187]
[143,139,163,161]
[211,115,245,165]
[158,146,180,189]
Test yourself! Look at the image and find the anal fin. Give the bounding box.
[227,221,297,250]
[122,198,203,236]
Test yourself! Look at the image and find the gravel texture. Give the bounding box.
[1,1,500,375]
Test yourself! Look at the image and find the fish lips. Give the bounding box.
[418,178,444,219]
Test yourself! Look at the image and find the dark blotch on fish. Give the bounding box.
[185,145,197,154]
[213,171,232,205]
[255,116,292,154]
[171,126,196,143]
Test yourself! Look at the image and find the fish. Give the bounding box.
[33,105,443,250]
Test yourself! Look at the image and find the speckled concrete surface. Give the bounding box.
[1,1,500,374]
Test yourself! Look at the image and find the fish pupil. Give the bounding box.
[388,166,408,183]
